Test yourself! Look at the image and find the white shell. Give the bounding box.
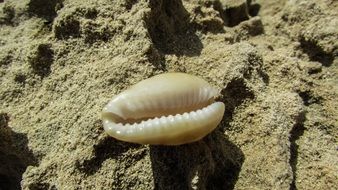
[101,73,225,145]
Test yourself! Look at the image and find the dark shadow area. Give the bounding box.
[145,0,203,57]
[217,78,254,132]
[77,137,141,175]
[0,113,38,190]
[223,2,250,27]
[26,182,57,190]
[204,132,244,190]
[0,3,15,25]
[258,69,270,84]
[215,0,261,27]
[27,0,64,22]
[233,16,264,39]
[14,73,27,84]
[289,111,306,190]
[53,11,81,40]
[297,90,322,106]
[150,130,244,190]
[145,45,167,72]
[27,43,54,78]
[123,0,138,10]
[299,36,334,67]
[0,52,13,67]
[248,2,261,17]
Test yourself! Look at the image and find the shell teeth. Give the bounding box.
[146,119,153,129]
[182,112,190,125]
[102,73,225,145]
[190,111,197,119]
[196,109,203,115]
[160,116,167,125]
[167,115,174,123]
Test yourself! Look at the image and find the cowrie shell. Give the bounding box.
[102,73,225,145]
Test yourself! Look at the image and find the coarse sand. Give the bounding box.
[0,0,337,189]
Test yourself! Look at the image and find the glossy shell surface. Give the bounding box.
[102,73,225,145]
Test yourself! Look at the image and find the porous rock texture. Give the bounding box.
[0,0,337,189]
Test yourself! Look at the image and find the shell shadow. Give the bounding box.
[77,137,142,175]
[149,131,244,190]
[217,78,255,132]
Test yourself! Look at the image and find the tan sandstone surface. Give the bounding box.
[0,0,337,189]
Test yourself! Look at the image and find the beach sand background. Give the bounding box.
[0,0,337,189]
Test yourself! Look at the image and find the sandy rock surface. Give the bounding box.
[0,0,337,189]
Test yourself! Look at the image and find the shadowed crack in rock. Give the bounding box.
[289,111,306,190]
